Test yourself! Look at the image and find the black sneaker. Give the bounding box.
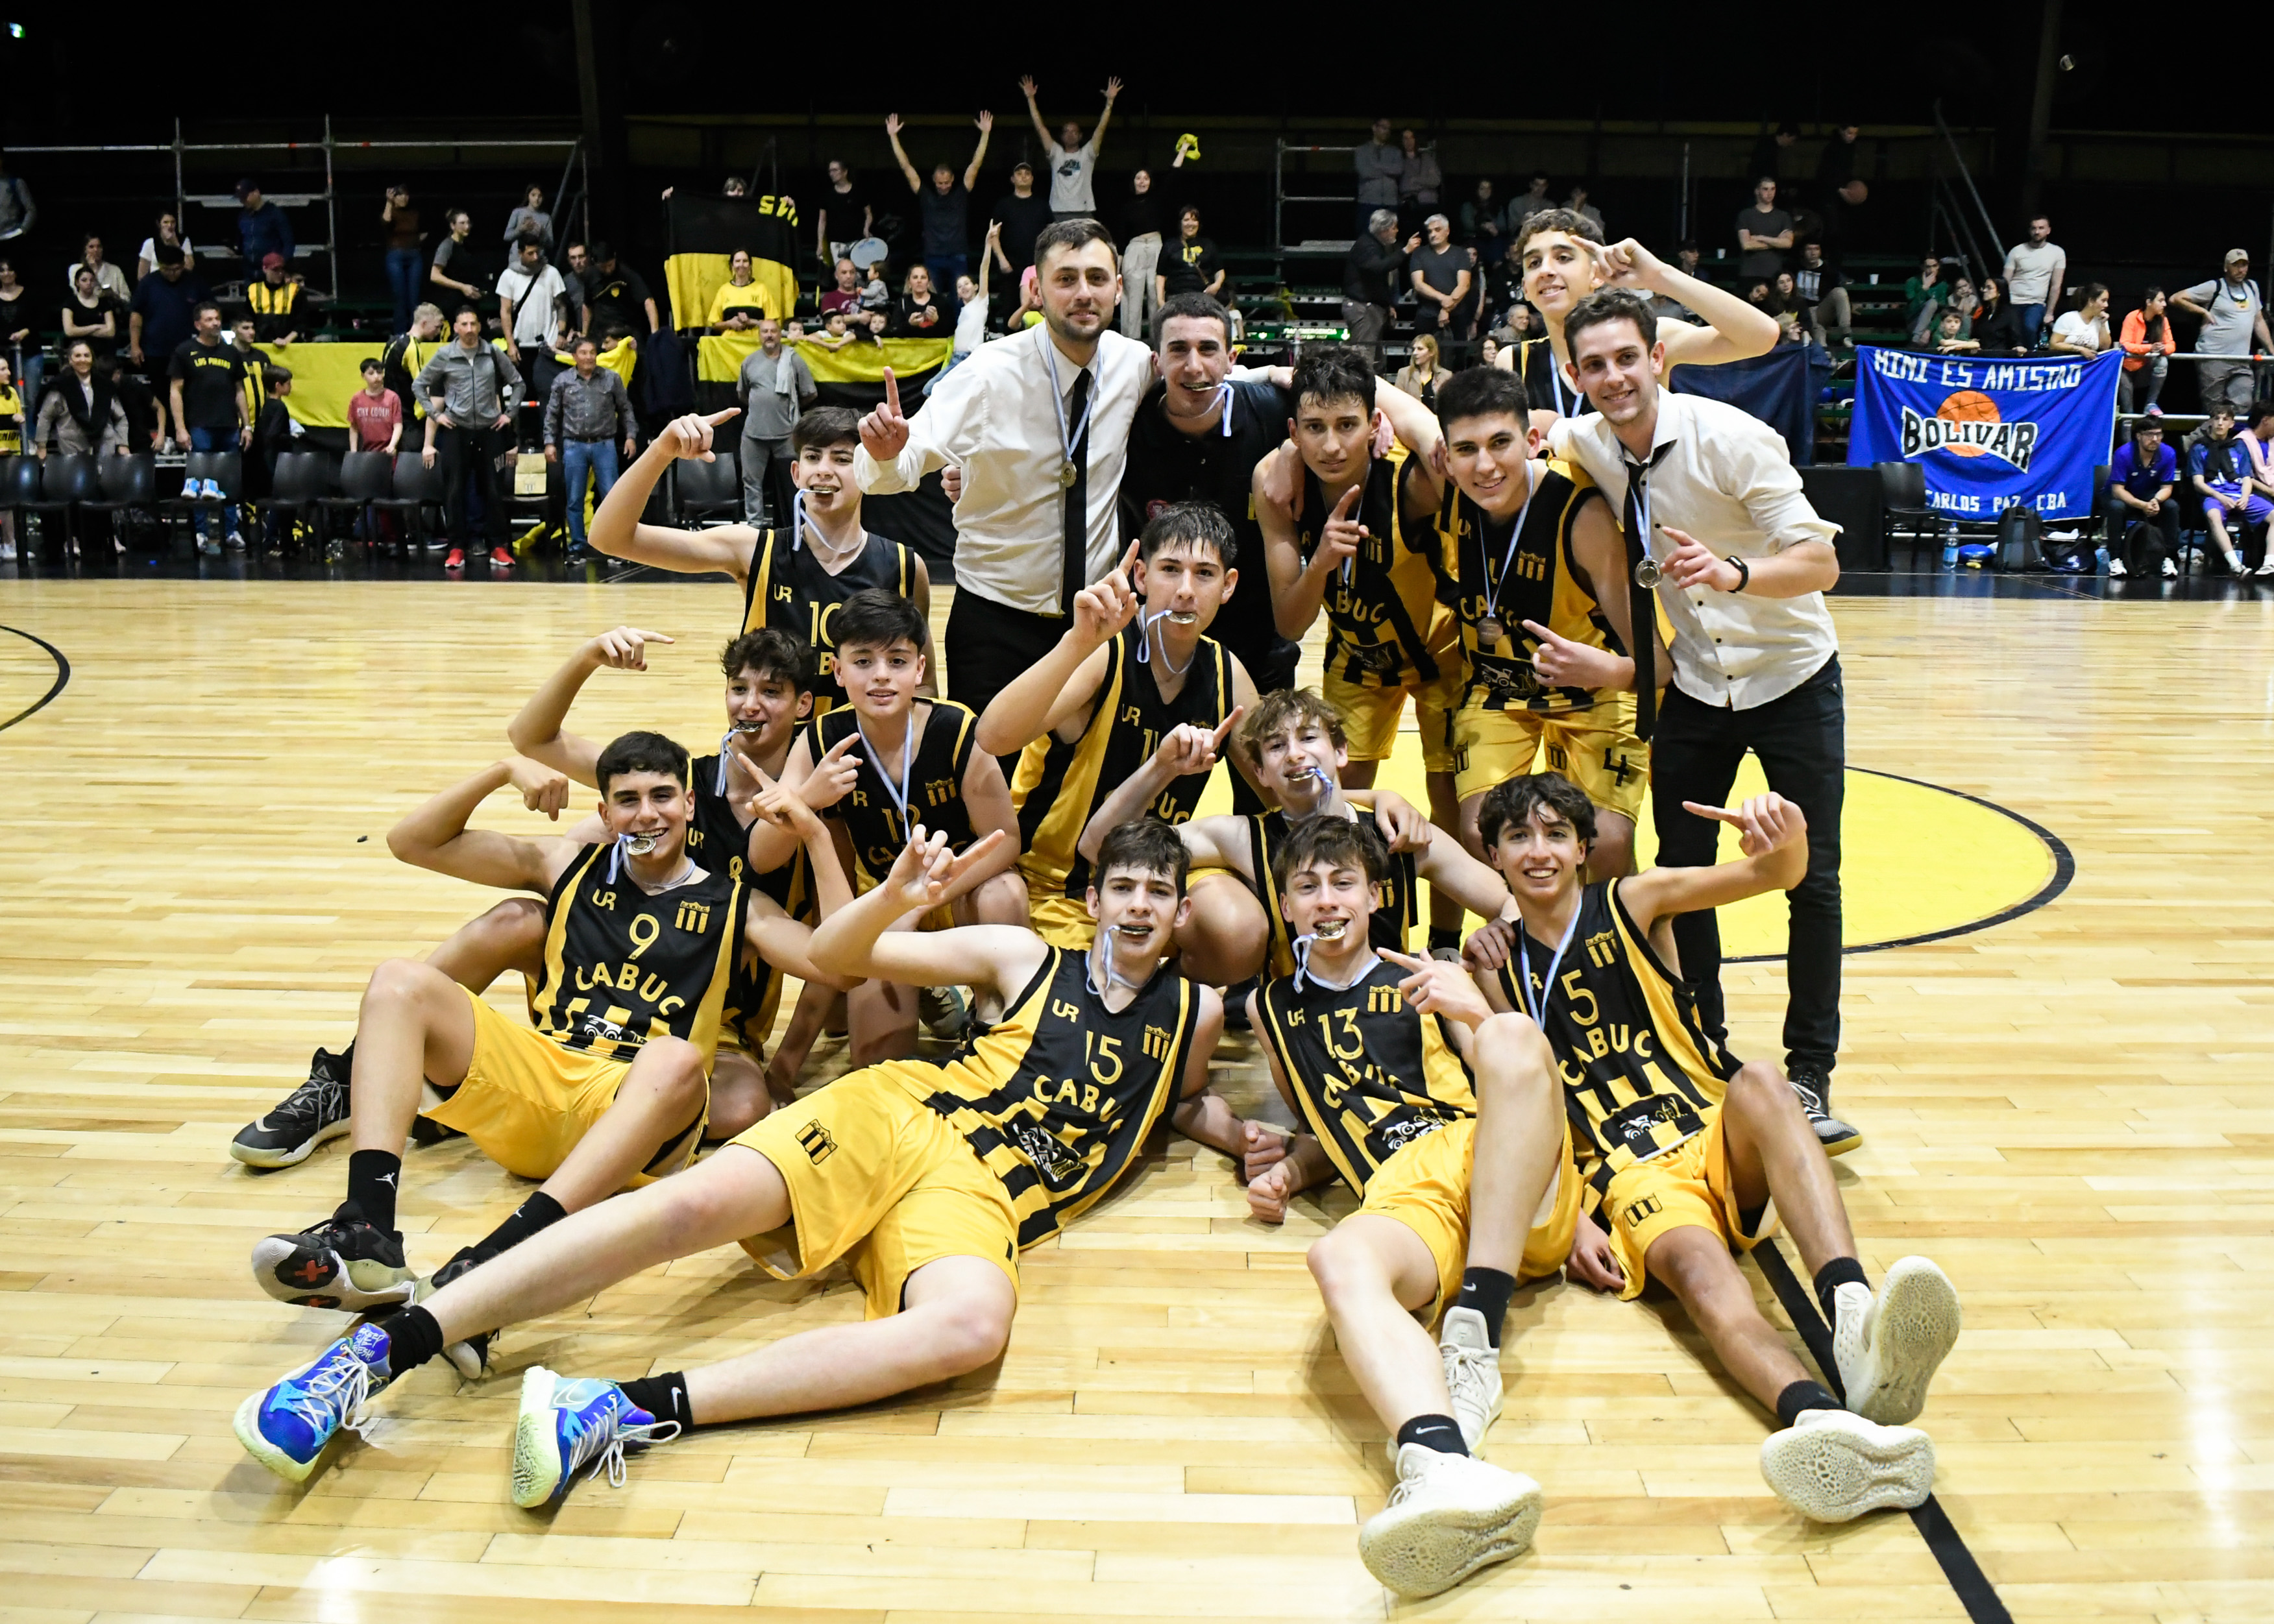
[230,1046,353,1169]
[1220,976,1259,1033]
[918,983,971,1041]
[425,1250,493,1379]
[1789,1067,1861,1157]
[251,1216,418,1311]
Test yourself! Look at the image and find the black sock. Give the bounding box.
[384,1304,445,1374]
[1813,1256,1869,1327]
[618,1372,695,1429]
[1455,1266,1517,1349]
[472,1191,567,1264]
[1776,1379,1842,1429]
[1395,1413,1469,1457]
[1428,925,1461,953]
[343,1149,403,1234]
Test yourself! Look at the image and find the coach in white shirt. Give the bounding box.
[1547,286,1858,1154]
[855,217,1153,719]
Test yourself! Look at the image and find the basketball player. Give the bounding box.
[1498,213,1778,428]
[1473,773,1961,1523]
[977,502,1265,982]
[1423,364,1661,879]
[585,404,935,714]
[506,624,830,1129]
[1244,816,1578,1597]
[1081,689,1515,982]
[753,589,1026,1060]
[245,734,847,1346]
[1256,346,1468,954]
[232,819,1275,1498]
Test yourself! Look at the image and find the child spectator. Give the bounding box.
[251,365,302,553]
[349,358,403,455]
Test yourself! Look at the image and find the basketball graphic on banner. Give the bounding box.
[1936,391,1999,455]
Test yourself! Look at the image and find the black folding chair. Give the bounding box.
[671,448,743,527]
[321,450,397,553]
[22,452,100,554]
[1874,460,1939,551]
[82,453,160,553]
[374,452,446,551]
[165,450,245,553]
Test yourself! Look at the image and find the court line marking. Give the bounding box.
[0,624,71,733]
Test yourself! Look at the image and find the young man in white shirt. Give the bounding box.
[2001,215,2066,349]
[1547,287,1858,1156]
[854,217,1153,722]
[1019,73,1120,221]
[498,235,568,406]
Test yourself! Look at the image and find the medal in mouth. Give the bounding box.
[726,721,765,734]
[1311,918,1350,941]
[1163,609,1199,625]
[622,833,661,857]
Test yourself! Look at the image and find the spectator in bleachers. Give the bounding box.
[707,250,773,331]
[382,186,424,335]
[2118,287,2174,415]
[0,260,29,405]
[893,265,950,337]
[169,302,249,554]
[734,316,816,528]
[381,303,445,433]
[71,235,130,302]
[429,210,487,313]
[1117,167,1167,341]
[1948,276,1979,324]
[1770,271,1802,320]
[990,161,1053,291]
[498,236,568,396]
[1342,208,1414,365]
[1646,242,1705,327]
[249,365,302,550]
[1397,130,1442,238]
[248,254,308,346]
[62,265,119,363]
[1927,308,1975,354]
[2240,404,2274,576]
[2185,405,2262,576]
[1462,178,1506,254]
[1903,255,1951,343]
[228,314,273,433]
[1970,279,2027,356]
[1796,239,1849,348]
[951,238,992,363]
[886,109,992,294]
[820,256,862,321]
[1021,74,1121,223]
[32,339,128,457]
[1353,117,1402,236]
[1491,300,1539,348]
[0,151,34,244]
[583,241,659,335]
[349,357,403,456]
[560,241,591,335]
[1735,176,1793,282]
[137,212,197,282]
[1512,173,1552,233]
[1477,334,1499,369]
[817,158,872,264]
[505,185,554,250]
[1750,121,1802,187]
[417,305,522,571]
[0,357,16,559]
[234,180,293,271]
[2106,416,2181,578]
[544,334,637,558]
[2173,250,2271,416]
[1484,236,1524,320]
[2048,284,2110,358]
[127,247,204,443]
[2000,215,2065,348]
[1563,182,1604,238]
[1410,212,1473,346]
[1155,207,1224,308]
[1393,331,1443,409]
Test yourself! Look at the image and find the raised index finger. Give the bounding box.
[1333,484,1363,519]
[706,407,741,427]
[1210,705,1246,746]
[1680,801,1744,825]
[1378,947,1431,973]
[882,368,901,415]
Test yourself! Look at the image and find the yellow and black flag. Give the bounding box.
[664,194,801,333]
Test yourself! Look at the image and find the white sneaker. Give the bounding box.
[1832,1257,1961,1426]
[0,539,14,562]
[1437,1306,1502,1452]
[2107,557,2125,577]
[2162,557,2178,578]
[1759,1408,1934,1522]
[1358,1442,1543,1599]
[2256,559,2274,577]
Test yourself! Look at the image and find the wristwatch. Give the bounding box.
[1724,555,1751,592]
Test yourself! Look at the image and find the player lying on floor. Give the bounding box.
[244,733,848,1370]
[232,818,1279,1496]
[1243,814,1578,1599]
[1470,771,1962,1522]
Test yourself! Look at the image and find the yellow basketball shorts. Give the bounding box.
[1322,663,1462,774]
[1600,1113,1780,1302]
[1361,1115,1582,1325]
[1451,692,1647,820]
[421,988,707,1183]
[1023,886,1097,951]
[729,1065,1020,1320]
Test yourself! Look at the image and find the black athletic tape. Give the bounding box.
[1753,1241,2013,1624]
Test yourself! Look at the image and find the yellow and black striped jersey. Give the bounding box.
[809,699,981,888]
[689,754,812,1051]
[528,843,751,1065]
[232,345,269,428]
[1247,806,1419,979]
[1298,444,1452,691]
[893,946,1203,1248]
[1437,462,1618,715]
[1012,625,1233,904]
[247,280,305,344]
[1494,880,1739,1216]
[0,383,19,454]
[1256,957,1474,1196]
[740,525,916,716]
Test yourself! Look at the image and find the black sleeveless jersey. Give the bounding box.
[1256,957,1474,1198]
[1247,806,1419,979]
[893,947,1204,1248]
[1012,625,1233,903]
[1296,446,1452,690]
[527,843,751,1065]
[740,524,916,716]
[1437,464,1617,715]
[1493,880,1740,1217]
[1519,337,1593,421]
[687,754,814,1051]
[808,699,981,888]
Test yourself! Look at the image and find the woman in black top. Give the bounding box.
[61,265,118,362]
[0,258,31,355]
[429,210,487,314]
[1118,168,1170,339]
[892,263,950,337]
[1154,207,1224,307]
[1971,278,2026,356]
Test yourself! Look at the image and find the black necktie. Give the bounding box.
[1622,443,1672,742]
[1060,367,1093,618]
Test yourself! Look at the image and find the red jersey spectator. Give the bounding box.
[348,357,403,454]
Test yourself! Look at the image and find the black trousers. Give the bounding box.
[945,587,1070,731]
[1649,655,1845,1076]
[2104,496,2180,573]
[435,424,509,546]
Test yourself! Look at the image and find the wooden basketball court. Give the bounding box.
[2,574,2269,1622]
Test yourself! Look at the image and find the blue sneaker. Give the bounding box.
[232,1320,393,1483]
[511,1366,679,1509]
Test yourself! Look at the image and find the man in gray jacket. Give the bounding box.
[544,334,637,558]
[1352,117,1402,238]
[736,317,816,526]
[417,306,523,570]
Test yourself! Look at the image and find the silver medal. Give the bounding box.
[1634,555,1663,589]
[1058,463,1078,490]
[1476,615,1504,646]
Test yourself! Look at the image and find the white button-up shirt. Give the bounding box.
[854,322,1153,616]
[1549,391,1839,710]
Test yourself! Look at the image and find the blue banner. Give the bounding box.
[1670,341,1822,467]
[1847,348,2121,520]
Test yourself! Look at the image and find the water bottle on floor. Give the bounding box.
[1940,520,1959,571]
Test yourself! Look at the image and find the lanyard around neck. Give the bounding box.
[1512,906,1580,1027]
[1478,465,1538,632]
[1042,337,1095,470]
[857,712,916,829]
